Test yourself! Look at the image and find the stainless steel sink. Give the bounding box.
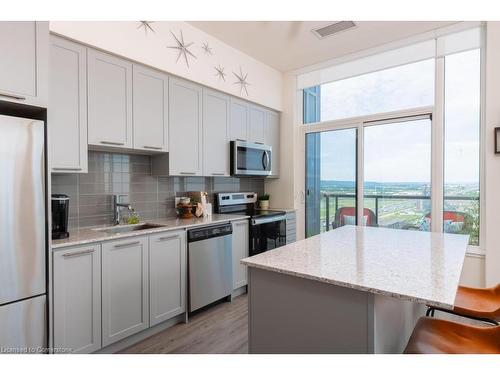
[94,223,165,234]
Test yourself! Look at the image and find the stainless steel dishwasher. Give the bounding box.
[188,222,233,312]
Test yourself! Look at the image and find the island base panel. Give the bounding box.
[248,267,425,354]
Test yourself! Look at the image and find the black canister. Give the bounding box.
[51,194,70,239]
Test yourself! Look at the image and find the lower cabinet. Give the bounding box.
[232,220,249,290]
[286,211,297,244]
[101,236,149,346]
[149,230,186,326]
[53,244,101,354]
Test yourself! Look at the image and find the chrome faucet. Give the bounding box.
[113,194,133,225]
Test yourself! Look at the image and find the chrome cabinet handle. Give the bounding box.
[179,172,196,175]
[63,249,95,258]
[157,234,180,241]
[53,167,82,171]
[236,139,247,142]
[254,142,264,145]
[100,141,125,146]
[114,241,140,248]
[143,145,163,150]
[0,91,26,100]
[211,172,225,176]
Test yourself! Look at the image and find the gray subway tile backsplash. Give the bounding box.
[52,151,265,230]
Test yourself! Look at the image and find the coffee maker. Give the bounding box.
[52,194,70,239]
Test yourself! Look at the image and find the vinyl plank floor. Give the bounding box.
[120,294,248,354]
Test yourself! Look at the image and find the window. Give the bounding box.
[302,28,483,247]
[303,59,434,124]
[363,118,431,231]
[443,49,481,245]
[305,128,357,236]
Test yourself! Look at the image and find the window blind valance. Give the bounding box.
[297,27,482,90]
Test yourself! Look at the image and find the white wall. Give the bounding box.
[484,21,500,286]
[49,21,283,111]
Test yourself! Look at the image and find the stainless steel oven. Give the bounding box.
[214,192,287,256]
[249,215,286,256]
[231,140,272,176]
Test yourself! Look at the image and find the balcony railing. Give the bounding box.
[321,192,479,231]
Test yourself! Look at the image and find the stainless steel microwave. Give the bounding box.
[230,140,272,176]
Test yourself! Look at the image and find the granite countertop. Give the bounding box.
[52,214,249,249]
[241,225,469,309]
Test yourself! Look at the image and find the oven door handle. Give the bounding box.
[251,215,286,225]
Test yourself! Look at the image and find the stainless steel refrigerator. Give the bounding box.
[0,114,46,353]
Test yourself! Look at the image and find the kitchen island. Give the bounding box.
[241,225,469,354]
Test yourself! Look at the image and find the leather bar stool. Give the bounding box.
[404,317,500,354]
[426,283,500,325]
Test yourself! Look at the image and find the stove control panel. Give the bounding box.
[217,192,257,206]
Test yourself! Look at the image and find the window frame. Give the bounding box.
[299,43,485,254]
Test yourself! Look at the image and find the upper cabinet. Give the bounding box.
[132,65,169,152]
[203,88,230,176]
[249,105,266,144]
[87,49,133,149]
[49,35,88,173]
[230,98,249,142]
[168,77,203,176]
[265,110,280,177]
[0,21,48,107]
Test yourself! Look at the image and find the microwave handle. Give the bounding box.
[262,150,270,170]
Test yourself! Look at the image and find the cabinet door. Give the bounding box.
[232,220,249,290]
[230,98,249,142]
[149,231,186,326]
[0,21,48,107]
[53,244,101,354]
[102,237,149,346]
[265,110,280,177]
[133,64,169,152]
[168,77,202,176]
[49,36,88,173]
[203,88,230,176]
[88,49,133,149]
[249,105,266,144]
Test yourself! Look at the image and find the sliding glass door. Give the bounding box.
[363,116,432,230]
[305,128,357,237]
[305,115,432,238]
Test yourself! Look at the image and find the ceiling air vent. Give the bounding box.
[311,21,357,39]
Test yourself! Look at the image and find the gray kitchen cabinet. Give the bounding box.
[265,110,280,177]
[149,230,186,326]
[203,88,230,176]
[249,105,266,144]
[49,35,88,173]
[0,21,48,107]
[102,236,149,346]
[53,244,101,354]
[232,219,249,290]
[230,98,249,142]
[133,64,169,152]
[286,211,297,244]
[168,77,203,176]
[87,49,133,149]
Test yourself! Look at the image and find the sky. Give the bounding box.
[315,49,480,184]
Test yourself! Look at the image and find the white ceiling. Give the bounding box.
[188,21,458,72]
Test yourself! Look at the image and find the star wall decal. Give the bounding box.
[214,65,226,82]
[202,42,213,56]
[167,30,197,68]
[137,21,155,35]
[233,67,250,96]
